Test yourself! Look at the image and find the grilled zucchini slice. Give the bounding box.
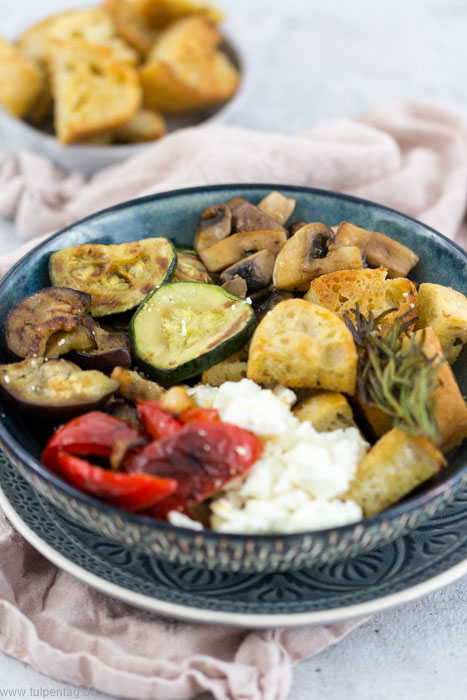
[130,282,257,384]
[49,237,176,316]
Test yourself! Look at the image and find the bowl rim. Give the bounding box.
[0,182,465,542]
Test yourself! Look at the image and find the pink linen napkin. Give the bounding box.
[0,98,466,700]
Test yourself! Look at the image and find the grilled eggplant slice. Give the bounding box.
[130,282,257,384]
[49,237,176,316]
[172,251,213,283]
[68,318,131,372]
[0,357,119,419]
[4,287,94,360]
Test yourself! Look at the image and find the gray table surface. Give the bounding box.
[0,0,466,698]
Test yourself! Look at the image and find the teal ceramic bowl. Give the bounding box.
[0,185,466,573]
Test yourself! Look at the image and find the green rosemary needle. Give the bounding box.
[344,305,441,441]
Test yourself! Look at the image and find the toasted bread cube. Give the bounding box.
[49,40,141,145]
[102,0,159,56]
[342,428,446,516]
[304,268,418,332]
[201,350,248,386]
[247,299,358,394]
[293,391,356,432]
[115,108,166,142]
[352,327,467,453]
[139,16,239,113]
[0,37,43,118]
[336,222,419,278]
[416,283,467,364]
[416,327,467,453]
[135,0,224,29]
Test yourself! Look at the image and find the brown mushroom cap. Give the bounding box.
[220,249,276,292]
[194,203,232,252]
[226,198,286,234]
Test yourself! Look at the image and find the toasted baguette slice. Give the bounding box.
[19,9,138,67]
[0,37,43,118]
[139,16,239,113]
[102,0,159,56]
[304,268,418,331]
[342,428,446,516]
[201,349,248,386]
[115,108,166,142]
[49,40,141,145]
[247,299,357,394]
[293,391,356,432]
[352,327,467,453]
[416,283,467,363]
[135,0,224,29]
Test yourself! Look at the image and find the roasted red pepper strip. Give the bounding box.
[125,421,263,518]
[42,411,147,472]
[180,407,220,424]
[136,400,182,439]
[55,452,177,511]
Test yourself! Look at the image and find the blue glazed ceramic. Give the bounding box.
[0,451,466,625]
[0,185,466,574]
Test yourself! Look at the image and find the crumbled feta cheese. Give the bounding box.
[168,511,204,530]
[189,379,368,534]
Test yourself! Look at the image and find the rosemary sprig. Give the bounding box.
[344,305,441,441]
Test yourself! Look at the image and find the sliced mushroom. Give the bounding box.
[221,275,248,298]
[220,250,276,292]
[194,204,232,252]
[68,318,131,372]
[258,191,296,225]
[4,287,94,361]
[226,198,286,233]
[252,288,294,320]
[0,357,119,420]
[199,229,288,273]
[289,221,309,236]
[336,222,419,277]
[273,223,364,291]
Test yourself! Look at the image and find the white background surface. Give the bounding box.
[0,0,467,698]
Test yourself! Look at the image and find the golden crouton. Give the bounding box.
[115,108,166,142]
[139,16,239,113]
[342,428,446,516]
[49,40,141,145]
[111,367,164,402]
[336,221,419,278]
[0,37,43,118]
[293,391,356,432]
[353,327,467,453]
[102,0,159,56]
[247,299,358,395]
[304,268,418,332]
[135,0,224,29]
[201,349,248,386]
[416,283,467,363]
